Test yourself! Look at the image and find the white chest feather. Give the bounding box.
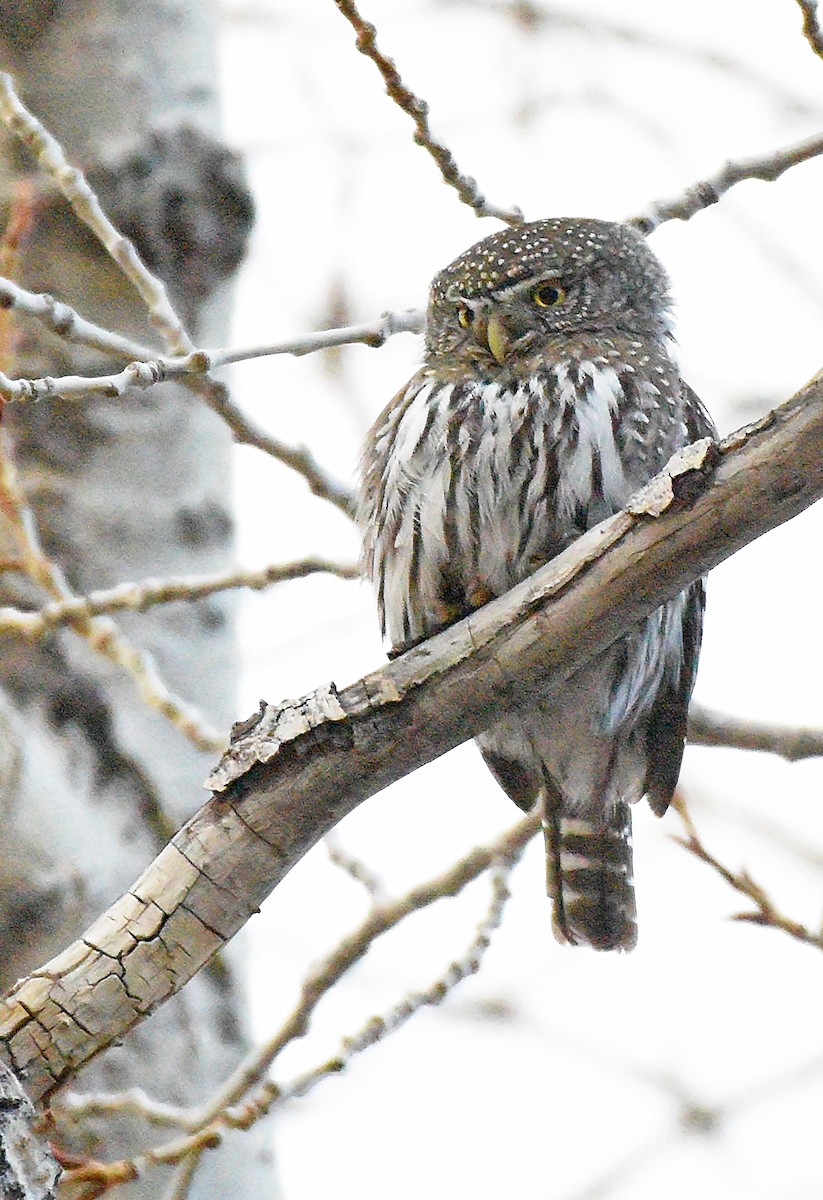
[372,361,632,647]
[552,361,629,521]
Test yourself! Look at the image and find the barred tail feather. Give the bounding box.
[544,799,638,952]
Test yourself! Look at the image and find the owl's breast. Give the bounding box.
[365,354,679,651]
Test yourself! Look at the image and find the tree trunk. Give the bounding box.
[0,2,275,1195]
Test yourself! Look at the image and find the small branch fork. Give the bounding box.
[672,798,823,950]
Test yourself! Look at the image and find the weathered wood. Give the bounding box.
[1,370,822,1101]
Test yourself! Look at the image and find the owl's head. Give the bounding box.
[425,217,673,367]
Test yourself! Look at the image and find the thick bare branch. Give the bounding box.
[628,131,823,233]
[2,366,823,1100]
[332,0,523,223]
[688,702,823,762]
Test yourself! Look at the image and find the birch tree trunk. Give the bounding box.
[0,3,276,1195]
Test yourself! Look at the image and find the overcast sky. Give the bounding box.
[219,3,823,1196]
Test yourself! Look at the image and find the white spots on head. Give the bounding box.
[430,217,634,306]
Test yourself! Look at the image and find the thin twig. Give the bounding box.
[794,0,823,60]
[208,309,424,364]
[0,557,359,638]
[192,810,540,1127]
[332,0,523,223]
[324,833,387,903]
[0,73,192,354]
[0,309,425,403]
[57,812,540,1193]
[0,274,157,361]
[194,375,357,516]
[50,1089,192,1132]
[627,130,823,233]
[688,702,823,762]
[673,797,823,949]
[0,441,224,752]
[0,307,423,519]
[275,850,522,1106]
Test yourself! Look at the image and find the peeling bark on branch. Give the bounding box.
[2,370,823,1102]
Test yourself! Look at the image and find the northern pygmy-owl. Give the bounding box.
[359,218,715,951]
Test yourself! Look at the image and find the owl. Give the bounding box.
[359,218,715,951]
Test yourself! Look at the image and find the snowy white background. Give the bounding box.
[218,2,823,1196]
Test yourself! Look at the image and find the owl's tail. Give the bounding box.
[543,792,638,952]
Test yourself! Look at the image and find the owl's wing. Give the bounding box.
[642,382,715,815]
[682,381,719,442]
[608,378,715,815]
[642,578,706,815]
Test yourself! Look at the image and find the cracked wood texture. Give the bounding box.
[2,370,823,1101]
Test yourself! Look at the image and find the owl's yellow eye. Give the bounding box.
[532,282,567,308]
[457,306,473,329]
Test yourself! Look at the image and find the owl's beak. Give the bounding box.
[483,314,511,364]
[475,312,513,362]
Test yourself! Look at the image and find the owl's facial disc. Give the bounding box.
[454,271,576,364]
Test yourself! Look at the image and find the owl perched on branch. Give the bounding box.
[359,218,715,951]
